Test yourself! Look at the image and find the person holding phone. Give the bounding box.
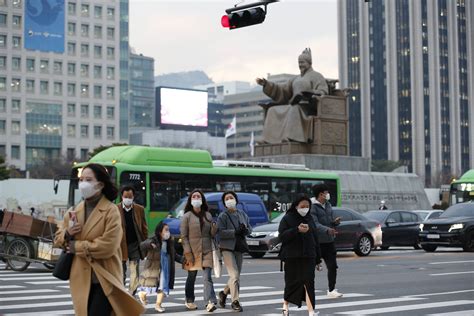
[278,195,322,316]
[310,183,343,298]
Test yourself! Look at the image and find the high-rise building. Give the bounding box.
[0,0,127,170]
[338,0,474,186]
[129,52,154,131]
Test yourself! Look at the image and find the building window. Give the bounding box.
[40,80,48,94]
[0,77,5,90]
[106,66,114,79]
[0,34,6,47]
[80,125,88,137]
[26,79,34,93]
[11,57,20,70]
[0,13,6,26]
[94,25,102,39]
[67,62,75,75]
[26,58,34,71]
[67,83,76,97]
[106,86,114,99]
[80,104,89,118]
[53,82,62,96]
[106,106,114,119]
[11,145,20,159]
[94,5,102,18]
[81,84,89,97]
[68,22,76,36]
[67,124,76,137]
[107,126,114,139]
[80,64,89,77]
[107,7,114,19]
[12,15,21,28]
[81,24,89,37]
[93,85,102,98]
[93,105,102,118]
[0,120,5,134]
[12,36,21,49]
[80,148,88,160]
[93,125,101,139]
[106,47,114,59]
[11,120,20,135]
[81,4,89,17]
[0,55,5,69]
[94,65,102,78]
[67,42,76,55]
[11,99,20,113]
[40,59,49,73]
[66,148,75,160]
[11,78,21,92]
[67,103,75,117]
[53,61,62,74]
[68,2,76,15]
[94,45,102,58]
[80,43,89,57]
[107,27,114,40]
[0,98,5,112]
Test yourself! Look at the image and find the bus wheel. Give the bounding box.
[248,251,265,259]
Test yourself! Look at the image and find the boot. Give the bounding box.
[155,291,165,313]
[137,291,147,305]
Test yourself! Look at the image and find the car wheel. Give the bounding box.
[248,251,266,259]
[462,230,474,252]
[414,239,422,250]
[380,245,390,250]
[355,235,373,256]
[422,244,437,252]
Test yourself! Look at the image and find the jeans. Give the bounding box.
[221,250,243,302]
[88,283,112,316]
[185,268,217,304]
[320,242,338,291]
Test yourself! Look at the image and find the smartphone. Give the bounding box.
[68,211,77,228]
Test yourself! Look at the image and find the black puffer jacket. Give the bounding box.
[278,210,321,263]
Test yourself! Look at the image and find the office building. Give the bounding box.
[129,52,154,131]
[0,0,128,170]
[338,0,473,185]
[195,81,252,102]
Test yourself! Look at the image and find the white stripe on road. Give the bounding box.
[429,260,474,265]
[0,301,72,311]
[169,286,272,296]
[430,271,474,276]
[185,292,372,303]
[0,285,24,289]
[404,289,474,297]
[428,310,474,316]
[26,280,68,285]
[336,300,474,315]
[1,310,75,315]
[0,276,57,281]
[0,289,59,295]
[0,294,71,302]
[289,297,424,311]
[0,273,54,277]
[174,270,282,280]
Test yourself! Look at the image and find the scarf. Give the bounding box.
[159,241,170,295]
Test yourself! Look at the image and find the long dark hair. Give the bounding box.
[154,221,172,253]
[184,189,211,226]
[287,194,312,214]
[82,163,118,202]
[221,191,239,207]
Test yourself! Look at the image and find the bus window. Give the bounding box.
[270,179,298,212]
[184,174,214,193]
[300,179,338,206]
[216,181,242,191]
[150,173,183,212]
[241,179,270,201]
[120,171,146,207]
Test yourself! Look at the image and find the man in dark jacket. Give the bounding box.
[118,186,148,295]
[310,183,343,298]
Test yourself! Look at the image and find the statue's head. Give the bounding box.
[298,48,312,75]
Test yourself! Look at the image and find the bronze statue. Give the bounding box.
[256,48,328,144]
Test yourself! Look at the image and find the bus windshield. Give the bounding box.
[449,170,474,205]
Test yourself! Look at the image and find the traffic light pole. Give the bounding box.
[225,0,279,14]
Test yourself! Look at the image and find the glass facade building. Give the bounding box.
[130,53,155,129]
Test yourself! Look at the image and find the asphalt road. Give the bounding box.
[0,247,473,315]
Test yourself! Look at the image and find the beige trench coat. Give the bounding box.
[55,196,145,316]
[180,211,217,271]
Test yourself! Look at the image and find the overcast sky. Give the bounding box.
[129,0,338,83]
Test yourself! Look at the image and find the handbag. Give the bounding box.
[211,240,222,278]
[52,250,74,280]
[225,212,249,253]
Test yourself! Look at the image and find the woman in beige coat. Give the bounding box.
[55,163,145,316]
[180,189,218,312]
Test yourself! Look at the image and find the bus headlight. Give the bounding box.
[448,223,464,232]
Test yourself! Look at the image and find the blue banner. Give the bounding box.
[24,0,65,53]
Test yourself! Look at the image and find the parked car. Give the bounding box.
[246,207,382,258]
[419,202,474,252]
[364,210,422,250]
[163,192,269,253]
[413,210,443,221]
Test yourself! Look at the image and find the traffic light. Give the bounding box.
[221,0,278,30]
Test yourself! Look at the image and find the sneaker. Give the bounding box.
[231,300,243,312]
[155,304,165,313]
[206,302,217,312]
[218,290,227,308]
[137,291,147,305]
[310,311,320,316]
[327,289,343,298]
[185,302,198,310]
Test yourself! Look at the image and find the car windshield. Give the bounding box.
[440,203,474,218]
[271,212,285,223]
[364,211,387,222]
[170,198,187,218]
[413,211,429,220]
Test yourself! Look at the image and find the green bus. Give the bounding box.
[69,146,341,234]
[449,169,474,205]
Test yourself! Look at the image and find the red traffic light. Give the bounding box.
[221,7,266,30]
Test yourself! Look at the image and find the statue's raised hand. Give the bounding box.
[256,77,267,86]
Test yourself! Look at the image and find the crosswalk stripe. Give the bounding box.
[0,289,59,295]
[430,271,474,276]
[0,285,24,289]
[0,301,72,311]
[336,300,474,315]
[428,310,474,316]
[0,273,53,277]
[0,294,72,302]
[289,297,424,311]
[0,276,58,281]
[168,286,272,296]
[26,280,68,285]
[185,292,372,303]
[404,289,474,297]
[1,310,76,315]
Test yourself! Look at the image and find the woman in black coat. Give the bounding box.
[278,195,322,316]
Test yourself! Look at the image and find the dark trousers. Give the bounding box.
[88,283,112,316]
[320,242,338,291]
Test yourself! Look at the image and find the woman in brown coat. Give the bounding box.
[180,189,218,312]
[55,163,145,316]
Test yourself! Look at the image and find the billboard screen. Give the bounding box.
[159,87,208,127]
[24,0,65,53]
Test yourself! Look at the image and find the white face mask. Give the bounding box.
[225,198,237,209]
[162,231,170,240]
[297,208,310,217]
[191,199,202,208]
[325,193,331,201]
[123,198,133,207]
[79,181,100,199]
